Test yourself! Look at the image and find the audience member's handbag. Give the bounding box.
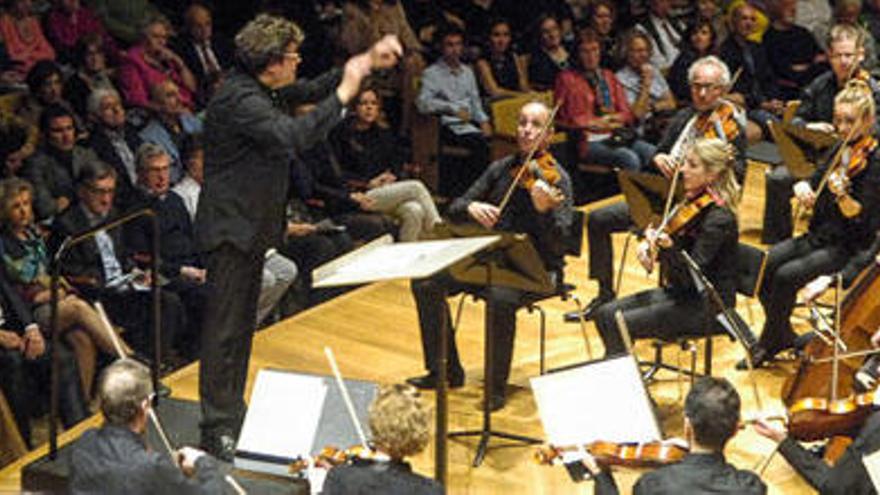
[608,127,637,147]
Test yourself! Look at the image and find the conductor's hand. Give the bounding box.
[752,419,787,444]
[530,182,563,213]
[653,153,676,178]
[369,35,403,70]
[793,180,816,208]
[177,446,206,477]
[467,201,500,229]
[802,274,832,303]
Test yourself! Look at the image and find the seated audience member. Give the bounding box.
[668,19,718,105]
[796,0,833,49]
[126,143,205,357]
[637,0,687,72]
[86,88,142,211]
[763,0,826,101]
[70,359,225,493]
[0,268,88,449]
[118,14,197,112]
[322,384,443,495]
[416,25,491,198]
[21,104,101,221]
[615,30,677,137]
[89,0,161,46]
[0,101,38,176]
[171,135,297,326]
[527,14,571,91]
[138,80,203,184]
[720,3,784,143]
[0,0,56,82]
[0,177,135,396]
[49,160,186,360]
[834,0,879,72]
[584,377,766,494]
[64,33,119,120]
[555,30,654,172]
[172,3,231,109]
[697,0,728,48]
[475,18,530,98]
[330,87,440,241]
[14,60,84,137]
[45,0,117,66]
[762,24,880,245]
[589,0,621,69]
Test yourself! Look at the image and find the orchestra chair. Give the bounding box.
[451,210,588,376]
[638,242,767,382]
[0,389,27,468]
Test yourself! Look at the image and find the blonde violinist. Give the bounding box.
[593,137,740,357]
[742,80,880,369]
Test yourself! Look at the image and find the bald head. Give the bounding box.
[185,4,213,43]
[517,101,553,153]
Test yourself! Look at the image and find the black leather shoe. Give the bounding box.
[564,293,614,323]
[736,346,772,370]
[201,433,237,463]
[406,371,465,390]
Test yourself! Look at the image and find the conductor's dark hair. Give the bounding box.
[684,377,741,451]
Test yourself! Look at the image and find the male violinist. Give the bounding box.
[581,377,766,494]
[565,55,746,323]
[405,101,573,411]
[742,80,880,369]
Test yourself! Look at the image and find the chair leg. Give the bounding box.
[570,296,593,361]
[615,232,634,295]
[704,336,713,376]
[640,341,664,382]
[453,294,468,333]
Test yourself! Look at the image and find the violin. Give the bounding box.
[288,445,389,473]
[781,258,880,450]
[509,150,562,190]
[826,134,877,218]
[695,100,740,144]
[535,439,689,469]
[643,191,717,267]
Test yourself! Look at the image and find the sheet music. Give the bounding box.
[236,369,327,460]
[531,356,661,446]
[864,450,880,490]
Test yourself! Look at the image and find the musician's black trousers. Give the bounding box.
[199,243,264,441]
[593,287,714,356]
[763,165,795,244]
[411,272,521,397]
[756,235,848,353]
[587,201,634,296]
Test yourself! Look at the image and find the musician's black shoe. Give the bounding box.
[793,331,816,351]
[201,433,237,463]
[406,370,465,390]
[736,346,772,370]
[564,292,614,323]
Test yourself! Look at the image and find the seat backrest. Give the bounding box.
[736,242,768,297]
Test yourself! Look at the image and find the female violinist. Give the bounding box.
[593,137,740,357]
[743,80,880,369]
[321,384,442,495]
[581,377,766,494]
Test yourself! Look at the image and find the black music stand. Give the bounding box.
[617,170,684,231]
[437,224,555,467]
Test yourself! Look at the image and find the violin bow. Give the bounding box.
[324,346,370,450]
[496,101,563,214]
[94,302,248,493]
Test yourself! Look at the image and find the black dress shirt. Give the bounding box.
[779,410,880,495]
[792,71,880,126]
[70,425,225,494]
[595,452,767,494]
[322,458,443,495]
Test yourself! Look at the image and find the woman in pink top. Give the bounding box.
[45,0,118,66]
[118,14,197,111]
[0,0,56,81]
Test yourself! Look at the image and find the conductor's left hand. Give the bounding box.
[370,35,403,70]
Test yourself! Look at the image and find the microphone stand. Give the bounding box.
[49,208,159,459]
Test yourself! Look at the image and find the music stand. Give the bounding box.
[433,223,554,467]
[617,170,683,231]
[768,121,836,180]
[312,233,501,485]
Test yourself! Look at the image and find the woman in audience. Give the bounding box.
[0,0,56,82]
[528,14,570,91]
[118,14,197,112]
[45,0,117,66]
[64,33,118,118]
[15,60,86,138]
[668,18,718,104]
[330,86,440,242]
[588,0,619,69]
[475,18,530,98]
[0,178,133,396]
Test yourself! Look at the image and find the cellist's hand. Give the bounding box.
[467,201,500,228]
[530,182,563,213]
[793,180,816,208]
[802,274,832,303]
[752,419,787,444]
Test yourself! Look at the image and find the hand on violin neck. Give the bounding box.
[530,181,563,212]
[637,239,655,273]
[645,226,672,249]
[793,180,816,208]
[653,153,677,178]
[806,121,835,134]
[467,201,500,229]
[828,170,850,196]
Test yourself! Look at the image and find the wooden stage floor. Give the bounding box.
[0,162,818,493]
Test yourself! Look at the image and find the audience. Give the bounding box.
[763,0,827,101]
[0,0,56,82]
[86,88,141,212]
[64,33,118,120]
[528,14,570,91]
[475,18,530,98]
[172,3,230,109]
[668,18,718,105]
[637,0,687,72]
[615,30,677,136]
[138,80,203,184]
[588,0,620,69]
[44,0,116,66]
[89,0,161,46]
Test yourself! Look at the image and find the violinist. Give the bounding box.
[405,101,573,411]
[70,359,226,494]
[582,377,766,494]
[592,137,740,356]
[764,23,880,244]
[753,330,880,495]
[743,80,880,369]
[322,384,442,495]
[565,56,746,323]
